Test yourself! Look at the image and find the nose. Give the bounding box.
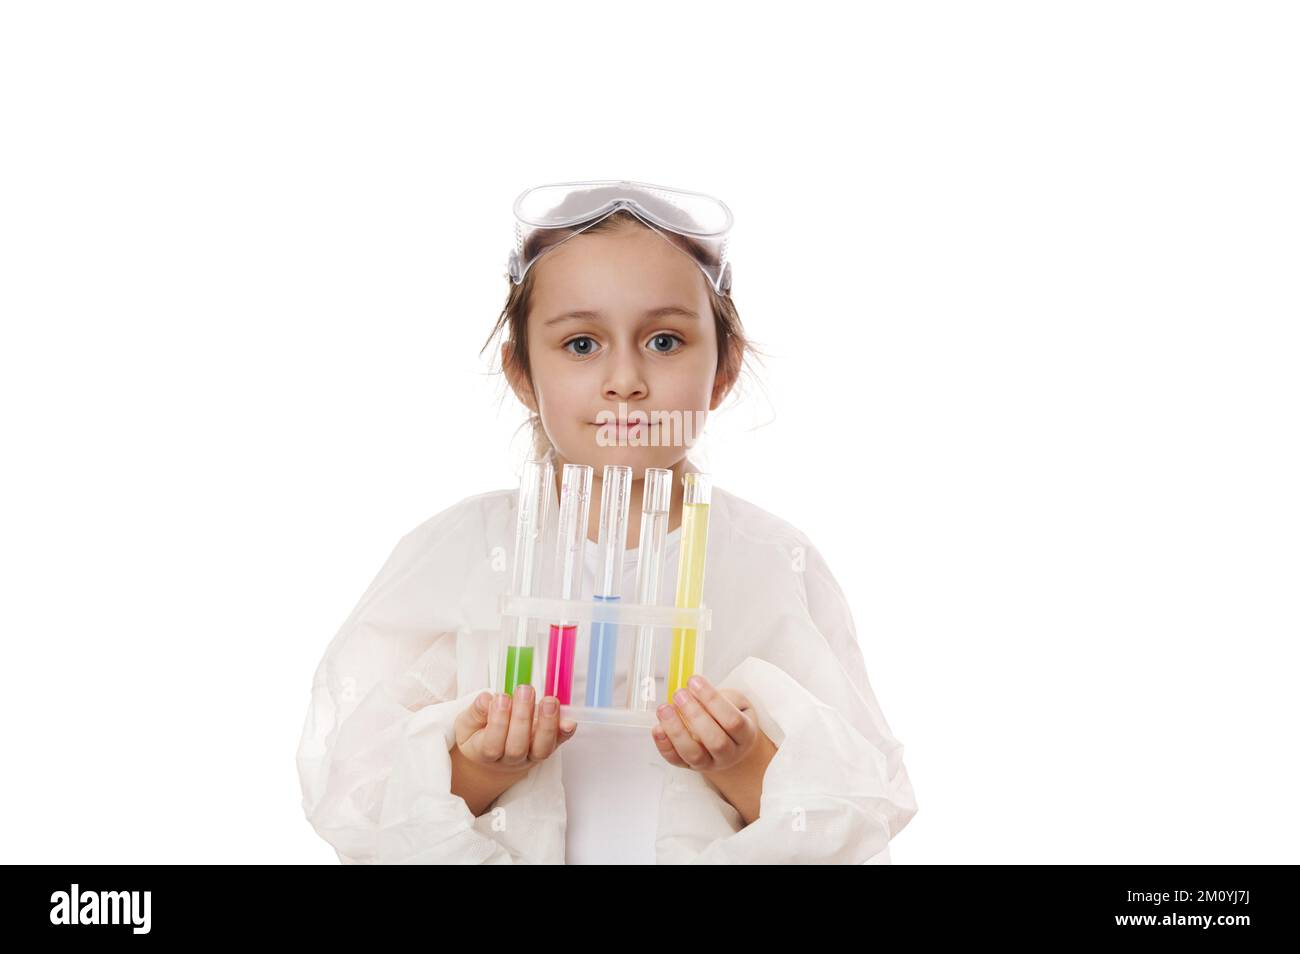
[603,347,647,401]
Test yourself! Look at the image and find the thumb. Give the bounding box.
[456,690,494,737]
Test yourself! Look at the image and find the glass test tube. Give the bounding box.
[544,463,592,704]
[626,468,673,712]
[585,465,633,708]
[667,472,712,700]
[501,458,553,694]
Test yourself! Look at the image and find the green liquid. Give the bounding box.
[504,645,534,694]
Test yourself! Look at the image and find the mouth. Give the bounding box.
[590,420,653,430]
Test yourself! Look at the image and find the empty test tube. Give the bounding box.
[626,468,673,712]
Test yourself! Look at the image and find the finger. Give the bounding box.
[477,691,514,761]
[656,703,712,769]
[671,685,737,762]
[529,695,562,760]
[650,723,688,767]
[556,709,578,746]
[502,684,535,765]
[686,676,755,750]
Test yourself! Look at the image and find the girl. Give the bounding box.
[295,180,918,864]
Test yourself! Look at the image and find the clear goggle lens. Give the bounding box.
[507,179,733,295]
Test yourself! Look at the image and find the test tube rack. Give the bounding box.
[495,593,712,727]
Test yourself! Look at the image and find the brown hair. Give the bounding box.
[480,209,765,459]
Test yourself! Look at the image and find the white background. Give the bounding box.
[1,1,1295,864]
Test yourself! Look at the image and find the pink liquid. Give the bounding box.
[545,623,578,704]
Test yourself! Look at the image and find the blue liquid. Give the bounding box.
[585,594,620,707]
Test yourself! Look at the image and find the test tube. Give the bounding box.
[501,457,553,694]
[667,472,712,699]
[585,465,633,708]
[626,468,673,712]
[544,463,593,704]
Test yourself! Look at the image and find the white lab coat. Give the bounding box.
[295,481,918,864]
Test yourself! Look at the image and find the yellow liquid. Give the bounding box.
[668,501,710,699]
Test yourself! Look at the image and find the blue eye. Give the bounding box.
[564,336,598,357]
[648,333,684,354]
[564,333,683,357]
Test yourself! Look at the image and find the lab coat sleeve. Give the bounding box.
[798,540,919,840]
[655,540,917,864]
[295,516,566,864]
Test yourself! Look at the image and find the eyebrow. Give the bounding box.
[543,306,700,327]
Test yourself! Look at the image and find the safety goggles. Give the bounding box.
[507,179,734,295]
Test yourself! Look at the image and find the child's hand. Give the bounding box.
[454,685,576,776]
[651,675,769,774]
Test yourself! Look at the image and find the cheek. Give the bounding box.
[527,348,566,404]
[531,362,585,418]
[677,349,718,406]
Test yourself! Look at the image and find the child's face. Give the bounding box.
[514,218,727,473]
